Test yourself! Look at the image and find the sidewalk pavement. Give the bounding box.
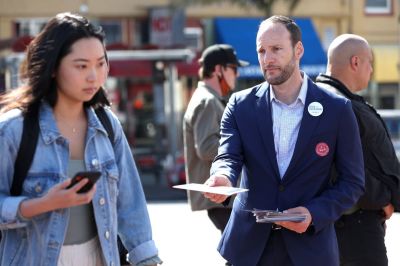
[147,200,400,266]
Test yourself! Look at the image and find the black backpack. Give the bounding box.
[8,106,128,262]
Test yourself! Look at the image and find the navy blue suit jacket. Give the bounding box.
[211,79,365,266]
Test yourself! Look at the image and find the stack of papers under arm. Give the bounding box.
[173,183,249,196]
[249,209,307,223]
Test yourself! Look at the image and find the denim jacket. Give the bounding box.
[0,103,159,266]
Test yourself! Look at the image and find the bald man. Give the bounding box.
[316,34,400,266]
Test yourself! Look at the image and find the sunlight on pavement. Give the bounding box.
[148,203,400,266]
[148,202,226,266]
[386,213,400,266]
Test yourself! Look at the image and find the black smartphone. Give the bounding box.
[66,171,101,193]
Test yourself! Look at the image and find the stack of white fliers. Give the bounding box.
[249,209,307,223]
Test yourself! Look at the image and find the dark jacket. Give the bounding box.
[316,74,400,211]
[212,79,365,266]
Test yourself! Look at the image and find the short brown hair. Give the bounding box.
[261,15,302,48]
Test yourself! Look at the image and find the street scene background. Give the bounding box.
[0,1,399,265]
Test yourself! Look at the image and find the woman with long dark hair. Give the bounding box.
[0,12,161,266]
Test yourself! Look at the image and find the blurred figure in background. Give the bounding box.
[316,33,400,266]
[182,44,248,265]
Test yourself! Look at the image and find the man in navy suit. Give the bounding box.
[204,15,365,266]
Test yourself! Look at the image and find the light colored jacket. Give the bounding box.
[183,81,228,211]
[0,102,158,266]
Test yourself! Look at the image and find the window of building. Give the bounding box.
[14,18,48,37]
[131,20,144,48]
[98,20,123,45]
[183,27,203,51]
[365,0,392,14]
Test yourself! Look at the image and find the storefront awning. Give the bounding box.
[214,17,327,79]
[108,58,200,78]
[372,45,400,83]
[107,49,199,78]
[109,60,152,78]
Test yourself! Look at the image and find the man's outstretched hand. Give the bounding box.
[203,175,232,203]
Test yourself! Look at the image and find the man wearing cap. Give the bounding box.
[182,44,248,260]
[203,16,365,266]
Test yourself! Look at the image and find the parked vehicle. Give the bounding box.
[378,109,400,159]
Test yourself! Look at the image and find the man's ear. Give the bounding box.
[350,55,359,71]
[295,41,304,59]
[214,65,222,77]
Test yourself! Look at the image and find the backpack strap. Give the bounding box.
[95,107,114,144]
[11,106,40,196]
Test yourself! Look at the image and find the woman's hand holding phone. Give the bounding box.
[19,174,99,219]
[66,171,101,193]
[48,177,97,207]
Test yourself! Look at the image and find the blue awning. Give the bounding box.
[214,17,326,79]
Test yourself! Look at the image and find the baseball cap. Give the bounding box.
[199,44,249,70]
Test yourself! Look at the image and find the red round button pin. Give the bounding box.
[315,142,329,157]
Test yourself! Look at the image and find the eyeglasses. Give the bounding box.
[225,64,238,74]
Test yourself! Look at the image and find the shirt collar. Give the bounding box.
[197,81,225,101]
[270,71,308,105]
